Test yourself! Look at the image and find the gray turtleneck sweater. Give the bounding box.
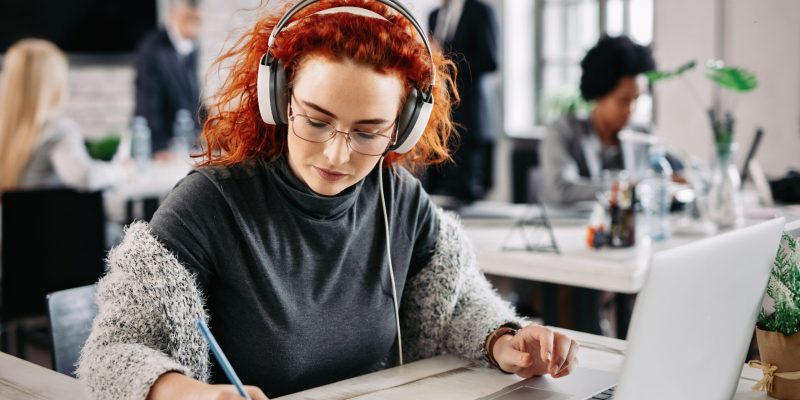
[149,157,439,396]
[77,156,525,399]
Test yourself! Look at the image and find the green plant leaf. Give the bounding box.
[541,85,591,123]
[705,63,758,92]
[645,60,696,83]
[759,232,800,336]
[85,134,121,161]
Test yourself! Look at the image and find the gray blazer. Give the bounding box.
[539,116,623,205]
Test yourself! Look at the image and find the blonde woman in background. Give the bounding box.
[0,39,129,193]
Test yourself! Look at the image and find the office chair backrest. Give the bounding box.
[1,188,106,321]
[46,285,98,376]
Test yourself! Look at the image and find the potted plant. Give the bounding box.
[647,60,758,228]
[750,232,800,399]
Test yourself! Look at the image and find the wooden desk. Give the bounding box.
[0,329,768,400]
[462,204,722,336]
[463,206,800,336]
[464,217,709,294]
[462,204,800,294]
[277,328,768,400]
[0,352,85,399]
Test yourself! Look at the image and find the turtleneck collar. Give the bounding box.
[264,155,365,220]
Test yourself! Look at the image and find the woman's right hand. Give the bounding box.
[147,372,269,400]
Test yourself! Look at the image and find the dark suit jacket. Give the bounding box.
[429,0,498,144]
[134,29,203,153]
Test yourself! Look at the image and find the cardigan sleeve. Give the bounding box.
[400,208,528,365]
[76,222,210,400]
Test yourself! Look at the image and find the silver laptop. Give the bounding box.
[482,217,785,400]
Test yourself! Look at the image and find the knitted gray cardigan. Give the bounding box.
[77,209,524,399]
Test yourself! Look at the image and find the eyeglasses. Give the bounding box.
[289,95,396,156]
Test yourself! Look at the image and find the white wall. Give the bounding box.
[724,0,800,177]
[61,66,135,139]
[654,0,800,178]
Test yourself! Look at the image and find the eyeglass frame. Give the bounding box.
[287,93,398,156]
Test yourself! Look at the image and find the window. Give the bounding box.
[502,0,653,135]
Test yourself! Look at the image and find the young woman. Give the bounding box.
[0,39,128,193]
[77,1,579,399]
[539,35,656,205]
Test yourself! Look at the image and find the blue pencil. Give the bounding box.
[196,319,252,400]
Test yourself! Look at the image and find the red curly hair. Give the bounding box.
[199,0,458,171]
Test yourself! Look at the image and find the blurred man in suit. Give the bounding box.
[427,0,498,205]
[134,0,203,158]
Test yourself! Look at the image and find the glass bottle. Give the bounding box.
[639,146,673,241]
[131,116,152,169]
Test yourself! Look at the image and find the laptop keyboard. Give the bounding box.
[590,385,616,399]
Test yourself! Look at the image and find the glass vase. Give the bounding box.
[708,143,744,229]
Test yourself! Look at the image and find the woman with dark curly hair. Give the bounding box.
[77,1,579,399]
[540,35,655,205]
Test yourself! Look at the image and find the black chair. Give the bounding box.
[46,285,98,376]
[125,197,161,224]
[1,188,106,357]
[511,137,540,203]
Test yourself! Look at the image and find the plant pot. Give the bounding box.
[756,327,800,399]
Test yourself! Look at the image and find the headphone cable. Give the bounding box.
[378,156,403,366]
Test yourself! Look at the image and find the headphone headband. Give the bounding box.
[268,0,436,91]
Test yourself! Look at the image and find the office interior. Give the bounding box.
[1,0,800,398]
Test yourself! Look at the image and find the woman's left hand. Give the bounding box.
[492,324,580,379]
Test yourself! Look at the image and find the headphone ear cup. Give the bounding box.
[257,53,290,125]
[393,88,420,149]
[271,58,290,125]
[257,54,275,124]
[390,88,434,154]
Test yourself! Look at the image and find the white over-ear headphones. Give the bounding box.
[256,0,436,154]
